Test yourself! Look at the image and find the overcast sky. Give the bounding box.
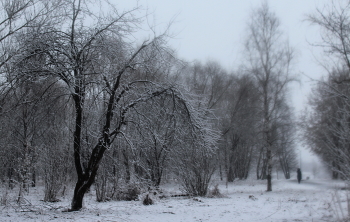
[119,0,330,112]
[118,0,331,164]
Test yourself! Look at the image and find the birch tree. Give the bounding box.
[244,2,294,191]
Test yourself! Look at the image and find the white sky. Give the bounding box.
[118,0,331,164]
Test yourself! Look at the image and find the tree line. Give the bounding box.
[302,1,350,181]
[0,0,297,211]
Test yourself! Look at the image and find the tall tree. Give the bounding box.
[221,74,259,181]
[308,0,350,72]
[16,0,204,211]
[244,2,294,191]
[0,0,58,68]
[303,69,350,179]
[0,0,62,117]
[305,0,350,179]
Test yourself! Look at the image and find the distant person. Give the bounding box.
[297,168,302,184]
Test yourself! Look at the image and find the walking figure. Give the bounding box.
[297,168,302,184]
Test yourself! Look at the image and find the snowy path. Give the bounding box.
[1,179,347,221]
[289,179,347,190]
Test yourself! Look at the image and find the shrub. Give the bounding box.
[115,183,141,201]
[1,186,9,206]
[208,184,223,198]
[175,148,217,196]
[143,194,153,205]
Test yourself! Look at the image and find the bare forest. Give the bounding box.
[0,0,348,220]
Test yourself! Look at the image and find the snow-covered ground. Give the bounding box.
[1,178,348,221]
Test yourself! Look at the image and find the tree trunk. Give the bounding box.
[122,149,130,183]
[31,168,36,187]
[8,168,14,189]
[227,165,234,182]
[71,180,88,211]
[70,170,98,210]
[266,122,272,191]
[227,153,235,182]
[266,148,272,191]
[70,140,108,211]
[219,162,223,181]
[256,148,263,179]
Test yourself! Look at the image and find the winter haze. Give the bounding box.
[119,0,328,168]
[1,0,349,221]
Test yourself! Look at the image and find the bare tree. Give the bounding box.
[304,0,350,179]
[303,69,350,179]
[244,2,294,191]
[275,102,297,179]
[130,97,177,186]
[221,74,259,181]
[308,1,350,72]
[0,0,59,68]
[14,0,208,211]
[171,96,219,196]
[0,2,64,191]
